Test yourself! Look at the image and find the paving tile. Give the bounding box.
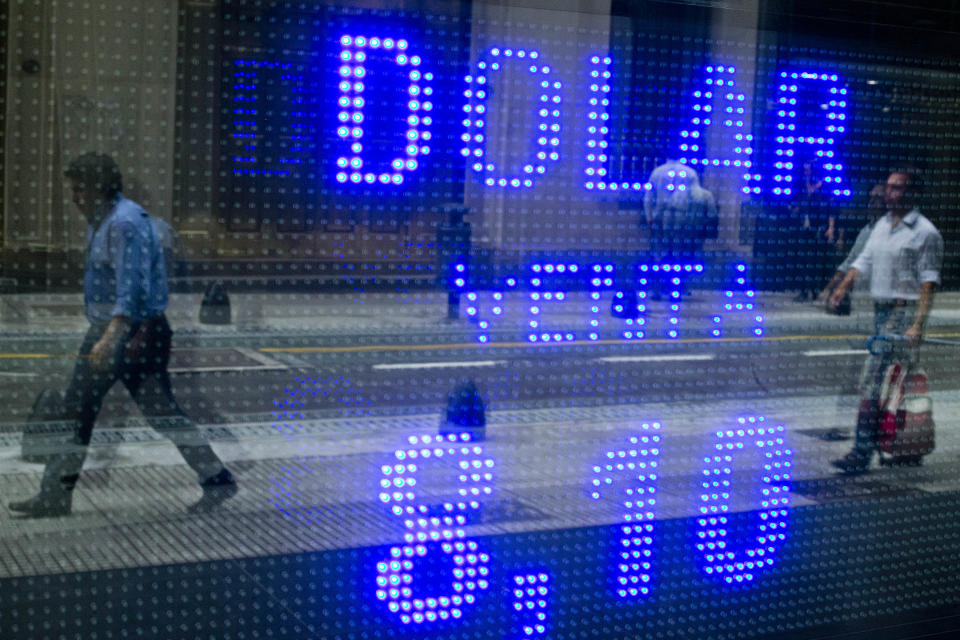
[0,397,955,579]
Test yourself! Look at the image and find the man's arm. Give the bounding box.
[643,187,656,225]
[819,222,874,303]
[90,221,144,370]
[905,229,944,346]
[830,220,880,311]
[828,267,859,311]
[905,281,936,346]
[89,315,130,371]
[818,269,845,303]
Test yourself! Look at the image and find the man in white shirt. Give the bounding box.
[828,169,943,473]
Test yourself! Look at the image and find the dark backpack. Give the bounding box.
[440,380,486,441]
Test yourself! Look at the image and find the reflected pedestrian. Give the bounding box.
[828,169,942,473]
[9,153,236,517]
[790,159,835,301]
[643,160,717,299]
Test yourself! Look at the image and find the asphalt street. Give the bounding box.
[2,287,960,426]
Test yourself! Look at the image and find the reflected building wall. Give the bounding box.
[3,4,960,640]
[3,0,960,289]
[4,0,179,287]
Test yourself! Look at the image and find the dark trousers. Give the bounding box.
[648,222,702,298]
[43,315,223,493]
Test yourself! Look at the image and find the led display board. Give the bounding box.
[185,4,960,640]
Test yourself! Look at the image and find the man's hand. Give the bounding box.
[828,269,859,314]
[89,335,119,371]
[905,324,924,348]
[828,288,846,312]
[89,316,131,371]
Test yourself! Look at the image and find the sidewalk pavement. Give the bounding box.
[2,390,960,579]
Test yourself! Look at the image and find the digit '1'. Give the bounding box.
[591,424,662,598]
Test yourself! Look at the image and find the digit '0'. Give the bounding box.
[696,416,792,584]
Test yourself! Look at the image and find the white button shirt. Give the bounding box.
[850,208,943,301]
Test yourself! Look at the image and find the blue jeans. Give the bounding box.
[851,301,917,458]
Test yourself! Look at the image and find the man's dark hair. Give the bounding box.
[64,152,123,198]
[891,167,924,197]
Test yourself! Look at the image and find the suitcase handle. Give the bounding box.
[867,334,960,355]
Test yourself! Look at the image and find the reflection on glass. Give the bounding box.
[1,2,958,640]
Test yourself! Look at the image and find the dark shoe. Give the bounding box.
[831,452,870,475]
[187,468,237,514]
[9,490,73,518]
[823,428,850,441]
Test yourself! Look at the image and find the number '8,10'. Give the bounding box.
[375,416,792,633]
